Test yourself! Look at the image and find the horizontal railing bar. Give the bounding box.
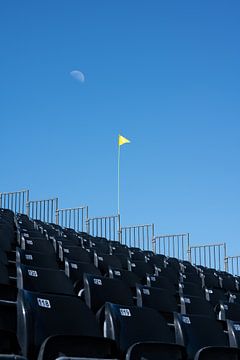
[0,189,29,195]
[27,198,58,203]
[57,206,87,212]
[121,224,153,229]
[190,243,225,249]
[154,233,189,239]
[87,215,118,221]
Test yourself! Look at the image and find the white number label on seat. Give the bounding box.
[37,298,51,308]
[28,270,38,277]
[93,279,102,286]
[120,308,131,317]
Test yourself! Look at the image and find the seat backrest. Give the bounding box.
[105,302,175,353]
[175,313,229,360]
[94,254,122,274]
[136,284,178,315]
[60,246,91,263]
[21,238,55,254]
[65,260,101,291]
[129,261,155,279]
[180,295,215,318]
[84,274,134,313]
[109,268,140,290]
[17,264,75,296]
[16,248,59,269]
[17,289,102,359]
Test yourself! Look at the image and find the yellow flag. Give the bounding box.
[118,134,130,146]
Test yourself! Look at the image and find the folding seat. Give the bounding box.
[128,260,155,280]
[205,288,228,306]
[17,264,75,296]
[217,302,240,321]
[202,272,221,289]
[114,253,130,269]
[16,248,59,269]
[94,253,122,275]
[148,254,166,269]
[181,261,198,274]
[180,295,215,318]
[90,242,111,255]
[159,266,180,286]
[21,237,55,254]
[129,248,146,261]
[59,245,91,263]
[175,313,240,360]
[180,272,202,287]
[179,282,205,298]
[146,274,176,295]
[104,302,186,360]
[65,260,101,293]
[0,262,17,303]
[220,274,238,292]
[108,268,140,295]
[136,284,178,322]
[0,225,15,252]
[0,300,20,355]
[54,238,81,257]
[17,289,118,359]
[166,257,181,272]
[111,244,130,257]
[83,273,134,313]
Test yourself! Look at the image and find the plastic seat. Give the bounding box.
[104,302,186,359]
[109,268,140,294]
[65,260,101,293]
[175,313,240,360]
[136,284,178,321]
[16,248,59,269]
[94,253,122,275]
[146,275,176,295]
[17,264,75,296]
[180,295,215,318]
[128,261,155,280]
[17,289,118,359]
[83,274,134,313]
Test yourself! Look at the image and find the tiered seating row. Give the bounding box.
[1,208,240,359]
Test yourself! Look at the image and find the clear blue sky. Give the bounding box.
[1,1,240,255]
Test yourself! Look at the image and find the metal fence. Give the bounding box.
[225,256,240,276]
[189,242,227,271]
[120,223,154,250]
[0,189,29,214]
[86,214,120,241]
[26,198,59,223]
[152,233,190,260]
[56,206,88,232]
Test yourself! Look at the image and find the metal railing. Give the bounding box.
[26,198,59,223]
[86,214,120,241]
[152,233,190,260]
[0,189,29,214]
[120,223,154,250]
[225,256,240,275]
[56,206,88,232]
[189,242,227,271]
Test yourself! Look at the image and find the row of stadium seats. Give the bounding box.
[1,208,240,359]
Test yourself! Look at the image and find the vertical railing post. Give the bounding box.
[118,214,121,243]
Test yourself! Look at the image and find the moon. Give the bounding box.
[70,70,85,83]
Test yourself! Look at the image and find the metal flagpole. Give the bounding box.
[118,138,121,215]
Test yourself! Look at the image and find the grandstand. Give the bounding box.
[1,188,240,359]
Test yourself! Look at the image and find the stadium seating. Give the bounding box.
[1,207,240,359]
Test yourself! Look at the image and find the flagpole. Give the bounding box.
[117,140,121,215]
